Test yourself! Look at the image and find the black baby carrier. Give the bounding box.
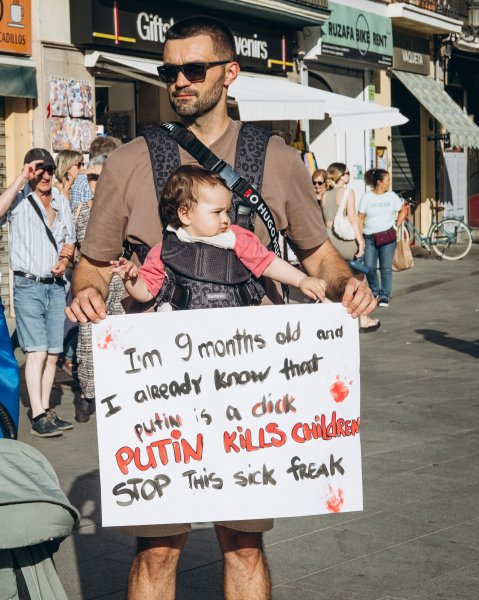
[134,121,284,310]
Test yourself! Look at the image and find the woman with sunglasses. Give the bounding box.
[312,168,327,203]
[54,150,85,205]
[320,163,380,333]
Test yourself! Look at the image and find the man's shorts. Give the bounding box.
[121,519,274,538]
[13,275,66,353]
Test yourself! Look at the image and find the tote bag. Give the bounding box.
[392,240,414,271]
[333,188,355,241]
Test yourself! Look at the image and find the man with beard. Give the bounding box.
[67,16,375,600]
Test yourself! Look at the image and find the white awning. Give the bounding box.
[85,51,407,129]
[230,72,408,129]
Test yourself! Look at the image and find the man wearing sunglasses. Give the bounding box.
[0,148,75,438]
[68,15,376,600]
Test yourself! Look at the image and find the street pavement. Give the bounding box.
[11,241,479,600]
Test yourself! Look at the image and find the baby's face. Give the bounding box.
[185,183,232,237]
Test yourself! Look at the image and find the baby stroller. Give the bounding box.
[0,439,80,599]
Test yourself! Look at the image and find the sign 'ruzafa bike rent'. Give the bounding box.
[92,303,363,527]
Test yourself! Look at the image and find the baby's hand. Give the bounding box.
[299,276,327,302]
[110,257,139,282]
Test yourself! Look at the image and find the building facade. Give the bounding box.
[0,0,36,316]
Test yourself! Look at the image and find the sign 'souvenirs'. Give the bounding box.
[92,303,363,527]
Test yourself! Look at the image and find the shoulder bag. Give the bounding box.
[333,188,355,241]
[372,227,397,247]
[27,195,58,251]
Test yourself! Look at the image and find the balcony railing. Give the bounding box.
[282,0,329,10]
[387,0,469,20]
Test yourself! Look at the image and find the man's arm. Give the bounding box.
[357,213,365,233]
[66,256,113,324]
[0,160,44,218]
[296,239,376,318]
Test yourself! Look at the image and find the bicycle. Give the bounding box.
[398,194,473,261]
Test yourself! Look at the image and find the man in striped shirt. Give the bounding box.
[0,148,76,438]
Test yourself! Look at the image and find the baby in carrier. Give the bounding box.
[111,165,327,309]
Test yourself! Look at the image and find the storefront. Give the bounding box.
[59,0,329,148]
[390,40,479,229]
[0,0,37,315]
[302,0,399,197]
[390,32,431,209]
[446,47,479,227]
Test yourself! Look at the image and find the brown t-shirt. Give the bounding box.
[81,119,328,303]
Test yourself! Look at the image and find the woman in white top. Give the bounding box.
[358,169,407,308]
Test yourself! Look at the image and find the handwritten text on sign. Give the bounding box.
[92,303,362,527]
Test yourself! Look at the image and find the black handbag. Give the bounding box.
[372,227,396,247]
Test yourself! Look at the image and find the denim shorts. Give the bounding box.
[13,275,66,353]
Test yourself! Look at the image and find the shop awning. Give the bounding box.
[85,51,407,128]
[228,73,407,128]
[0,57,37,98]
[392,69,479,148]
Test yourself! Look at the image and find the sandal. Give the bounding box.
[359,316,380,333]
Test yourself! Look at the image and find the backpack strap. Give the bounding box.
[126,125,182,263]
[232,123,270,232]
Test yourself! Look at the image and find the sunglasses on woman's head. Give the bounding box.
[157,61,230,84]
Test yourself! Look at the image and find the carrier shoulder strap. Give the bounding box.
[126,125,181,262]
[143,125,181,205]
[160,122,282,258]
[232,123,270,232]
[143,123,271,237]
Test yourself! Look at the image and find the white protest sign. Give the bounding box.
[92,303,362,527]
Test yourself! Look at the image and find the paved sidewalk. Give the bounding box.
[12,242,479,599]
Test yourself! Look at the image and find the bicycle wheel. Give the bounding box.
[430,219,472,260]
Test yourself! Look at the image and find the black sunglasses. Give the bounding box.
[157,61,230,84]
[313,180,325,185]
[39,165,54,174]
[343,171,350,176]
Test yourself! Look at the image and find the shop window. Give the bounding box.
[96,82,135,142]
